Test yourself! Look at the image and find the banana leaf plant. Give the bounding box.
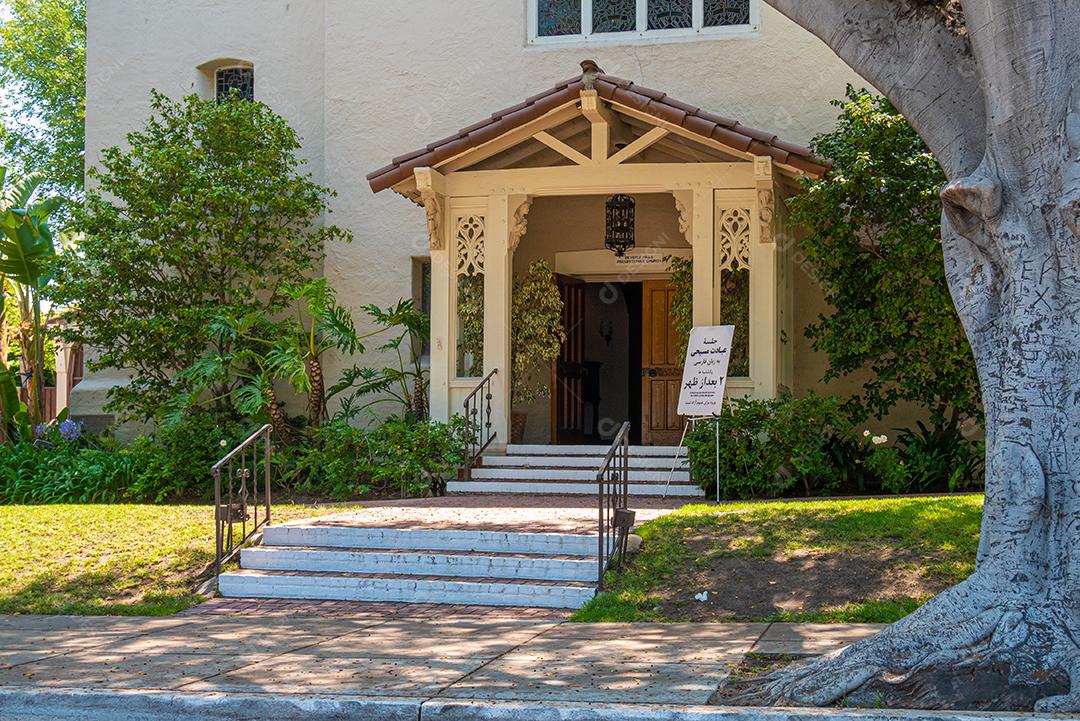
[168,279,365,438]
[328,299,430,422]
[0,167,61,427]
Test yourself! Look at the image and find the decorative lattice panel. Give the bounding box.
[716,207,752,271]
[455,215,486,277]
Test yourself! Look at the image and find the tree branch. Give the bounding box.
[765,0,986,179]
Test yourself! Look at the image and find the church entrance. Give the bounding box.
[551,278,681,446]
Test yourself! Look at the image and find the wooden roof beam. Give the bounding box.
[608,127,669,165]
[533,130,591,166]
[581,89,631,163]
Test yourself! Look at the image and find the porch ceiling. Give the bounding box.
[366,64,831,194]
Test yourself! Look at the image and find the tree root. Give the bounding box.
[728,578,1080,712]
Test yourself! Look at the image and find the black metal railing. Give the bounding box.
[462,368,498,480]
[213,423,272,575]
[596,421,634,591]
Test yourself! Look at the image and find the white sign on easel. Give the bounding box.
[677,325,735,416]
[664,325,735,500]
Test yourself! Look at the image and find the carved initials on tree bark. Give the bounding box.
[739,0,1080,712]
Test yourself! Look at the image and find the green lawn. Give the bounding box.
[0,503,363,616]
[574,495,983,624]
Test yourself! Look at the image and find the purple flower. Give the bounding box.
[58,419,82,442]
[33,423,49,439]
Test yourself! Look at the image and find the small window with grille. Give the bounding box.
[215,66,254,102]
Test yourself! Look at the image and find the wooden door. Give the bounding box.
[551,275,586,444]
[641,280,683,445]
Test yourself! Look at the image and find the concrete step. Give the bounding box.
[263,523,598,556]
[447,480,705,496]
[218,569,596,609]
[241,546,596,582]
[481,454,688,470]
[469,466,690,482]
[505,444,687,458]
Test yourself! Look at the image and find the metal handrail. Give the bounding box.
[462,368,498,481]
[596,421,632,591]
[213,423,273,575]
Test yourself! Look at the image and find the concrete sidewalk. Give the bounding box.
[0,614,1036,721]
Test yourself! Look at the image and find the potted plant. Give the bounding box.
[510,260,565,443]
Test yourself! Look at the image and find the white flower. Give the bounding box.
[872,435,888,445]
[863,430,871,438]
[220,439,228,447]
[694,591,709,602]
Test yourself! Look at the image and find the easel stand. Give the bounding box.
[662,415,721,501]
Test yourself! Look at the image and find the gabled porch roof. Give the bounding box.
[367,63,830,195]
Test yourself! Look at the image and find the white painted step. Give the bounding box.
[447,480,705,496]
[482,455,688,470]
[241,546,596,582]
[505,444,687,457]
[218,569,595,609]
[263,524,598,556]
[470,466,690,482]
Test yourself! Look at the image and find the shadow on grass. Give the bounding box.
[0,546,211,616]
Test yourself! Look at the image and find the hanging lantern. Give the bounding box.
[605,194,635,257]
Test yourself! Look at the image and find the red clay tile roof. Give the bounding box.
[367,73,830,193]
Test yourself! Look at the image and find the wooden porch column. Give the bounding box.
[674,187,715,327]
[750,157,779,398]
[481,194,519,448]
[416,168,451,422]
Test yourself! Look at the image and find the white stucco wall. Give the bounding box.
[81,0,868,421]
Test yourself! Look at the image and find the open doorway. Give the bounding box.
[552,280,643,445]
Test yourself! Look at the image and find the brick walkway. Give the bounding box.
[0,614,885,714]
[183,597,573,621]
[290,494,687,534]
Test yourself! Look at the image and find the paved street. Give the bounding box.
[0,614,882,709]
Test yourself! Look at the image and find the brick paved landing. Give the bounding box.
[291,494,686,534]
[184,597,573,620]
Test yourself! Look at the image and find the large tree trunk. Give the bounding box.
[739,0,1080,712]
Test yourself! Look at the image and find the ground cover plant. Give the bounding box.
[0,502,364,615]
[574,495,982,624]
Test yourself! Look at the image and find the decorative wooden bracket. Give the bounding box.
[754,157,775,245]
[415,167,446,250]
[509,197,533,252]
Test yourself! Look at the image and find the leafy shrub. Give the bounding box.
[871,421,984,494]
[128,412,253,502]
[0,428,140,504]
[299,416,469,500]
[686,394,850,500]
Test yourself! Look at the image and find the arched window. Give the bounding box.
[215,66,254,102]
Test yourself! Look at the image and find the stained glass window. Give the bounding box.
[592,0,636,33]
[538,0,582,36]
[216,67,254,102]
[531,0,755,41]
[704,0,750,26]
[647,0,693,29]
